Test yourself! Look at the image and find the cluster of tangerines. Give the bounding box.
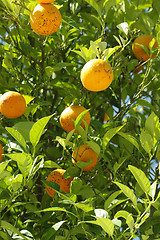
[45,34,159,199]
[0,31,159,199]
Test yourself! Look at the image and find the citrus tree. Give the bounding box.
[0,0,160,239]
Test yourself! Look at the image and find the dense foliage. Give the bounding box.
[0,0,160,239]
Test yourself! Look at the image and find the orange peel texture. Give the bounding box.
[72,144,98,171]
[36,0,56,3]
[80,59,113,92]
[132,35,159,61]
[0,91,26,119]
[60,105,91,132]
[30,3,62,36]
[45,169,73,198]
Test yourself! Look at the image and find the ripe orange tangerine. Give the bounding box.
[132,35,159,61]
[30,3,62,36]
[36,0,55,3]
[0,91,26,119]
[80,59,113,92]
[104,113,110,122]
[0,144,4,162]
[60,105,91,132]
[72,144,98,171]
[45,169,73,198]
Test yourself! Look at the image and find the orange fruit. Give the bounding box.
[0,91,26,119]
[72,145,98,171]
[0,144,4,162]
[45,169,73,198]
[36,0,55,3]
[104,113,110,122]
[60,105,91,132]
[132,35,159,61]
[80,59,113,92]
[30,3,62,36]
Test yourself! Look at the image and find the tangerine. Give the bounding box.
[60,105,91,132]
[104,113,110,122]
[80,59,113,92]
[45,169,73,198]
[30,3,62,36]
[0,144,4,162]
[0,91,26,119]
[72,144,98,171]
[132,35,158,61]
[36,0,55,3]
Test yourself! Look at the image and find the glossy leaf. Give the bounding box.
[128,165,150,194]
[96,218,114,236]
[114,182,137,207]
[30,114,53,148]
[114,210,134,230]
[1,221,28,239]
[6,127,27,151]
[102,125,124,151]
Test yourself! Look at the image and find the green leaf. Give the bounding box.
[43,180,60,192]
[84,0,102,16]
[103,46,120,60]
[30,114,53,148]
[76,158,92,169]
[114,182,137,208]
[13,121,35,142]
[45,63,66,77]
[139,213,150,228]
[96,218,114,236]
[94,209,109,218]
[1,221,28,239]
[117,22,129,35]
[5,153,33,178]
[62,15,80,30]
[113,156,129,173]
[114,210,134,230]
[136,99,155,111]
[41,221,66,240]
[128,165,150,194]
[23,95,34,105]
[104,190,122,210]
[63,167,80,178]
[8,174,23,192]
[43,161,60,169]
[145,112,160,144]
[0,161,9,175]
[56,136,66,149]
[118,132,140,151]
[74,109,90,129]
[148,180,157,200]
[70,178,83,194]
[72,50,88,62]
[6,127,27,151]
[75,202,93,212]
[65,129,75,146]
[0,231,10,239]
[75,125,88,141]
[102,125,124,151]
[86,140,101,155]
[140,130,153,155]
[37,207,77,218]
